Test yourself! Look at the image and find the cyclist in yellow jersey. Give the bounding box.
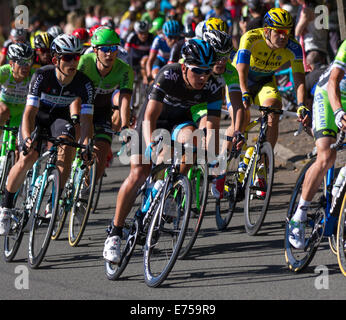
[233,8,308,149]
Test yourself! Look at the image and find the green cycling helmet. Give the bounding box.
[91,27,120,47]
[149,17,165,33]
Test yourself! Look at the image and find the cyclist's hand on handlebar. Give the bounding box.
[22,137,34,155]
[232,131,245,151]
[296,104,311,127]
[81,141,94,164]
[334,108,346,132]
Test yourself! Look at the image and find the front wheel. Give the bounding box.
[28,168,60,269]
[144,174,192,287]
[68,161,97,247]
[244,142,274,235]
[337,191,346,276]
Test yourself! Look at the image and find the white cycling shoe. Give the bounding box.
[103,235,122,264]
[288,220,306,249]
[0,208,12,236]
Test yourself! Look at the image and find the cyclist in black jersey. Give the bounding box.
[0,34,94,236]
[103,39,223,264]
[125,21,154,85]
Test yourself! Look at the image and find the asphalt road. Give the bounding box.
[0,131,345,303]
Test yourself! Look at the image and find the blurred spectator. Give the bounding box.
[279,0,299,20]
[295,0,328,71]
[184,4,204,30]
[85,6,95,29]
[325,1,340,58]
[205,0,233,34]
[119,8,138,40]
[64,11,80,35]
[239,0,265,34]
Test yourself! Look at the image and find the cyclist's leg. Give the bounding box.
[0,101,10,126]
[254,79,282,148]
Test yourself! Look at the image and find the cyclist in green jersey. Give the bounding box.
[288,40,346,249]
[0,43,36,135]
[199,29,245,199]
[77,27,134,184]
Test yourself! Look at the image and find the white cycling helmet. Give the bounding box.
[194,21,205,40]
[51,34,82,55]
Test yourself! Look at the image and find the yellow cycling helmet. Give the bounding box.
[263,8,293,29]
[204,17,228,32]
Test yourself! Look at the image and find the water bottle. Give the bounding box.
[142,180,164,214]
[0,155,5,177]
[238,147,254,183]
[332,166,346,197]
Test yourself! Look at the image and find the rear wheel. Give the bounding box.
[337,191,346,276]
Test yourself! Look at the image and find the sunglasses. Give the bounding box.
[59,54,81,62]
[15,59,33,66]
[98,45,118,53]
[268,27,290,36]
[36,48,50,54]
[186,64,212,75]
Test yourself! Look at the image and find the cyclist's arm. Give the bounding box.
[236,62,250,103]
[293,72,307,107]
[119,92,132,128]
[328,67,346,131]
[21,105,38,143]
[143,99,163,148]
[146,49,157,80]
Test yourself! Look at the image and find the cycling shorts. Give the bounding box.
[93,106,113,145]
[312,86,346,140]
[248,76,282,106]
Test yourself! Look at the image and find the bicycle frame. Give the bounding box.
[0,125,17,156]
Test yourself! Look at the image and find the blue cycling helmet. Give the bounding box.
[181,38,216,68]
[162,20,181,37]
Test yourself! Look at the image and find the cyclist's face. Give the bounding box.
[183,64,212,90]
[36,48,52,65]
[94,46,117,67]
[137,31,148,42]
[268,28,290,48]
[213,56,227,75]
[11,60,31,78]
[54,54,80,76]
[165,36,179,48]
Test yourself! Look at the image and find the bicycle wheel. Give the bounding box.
[51,186,69,241]
[91,172,104,215]
[244,141,274,235]
[215,155,240,231]
[144,174,192,287]
[68,161,97,247]
[3,174,30,262]
[284,158,326,272]
[337,190,346,276]
[179,163,208,259]
[28,168,60,269]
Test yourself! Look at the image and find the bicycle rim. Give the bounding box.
[144,174,191,287]
[179,163,208,259]
[68,161,97,247]
[337,192,346,276]
[28,168,60,269]
[284,158,325,272]
[244,142,274,235]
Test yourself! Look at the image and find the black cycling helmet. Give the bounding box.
[7,42,34,61]
[181,38,217,68]
[202,29,233,56]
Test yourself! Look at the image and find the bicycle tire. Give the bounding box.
[68,161,97,247]
[28,167,60,269]
[51,187,69,241]
[337,189,346,276]
[244,141,274,235]
[179,163,208,259]
[284,158,326,272]
[91,172,104,215]
[215,155,239,231]
[144,174,192,287]
[3,174,30,262]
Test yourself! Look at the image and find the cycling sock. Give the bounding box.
[1,189,16,209]
[292,197,311,222]
[109,222,123,238]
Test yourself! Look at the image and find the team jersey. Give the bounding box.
[77,52,134,110]
[26,65,94,116]
[233,28,304,82]
[316,40,346,95]
[0,64,36,105]
[150,34,171,63]
[150,63,223,121]
[125,31,154,65]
